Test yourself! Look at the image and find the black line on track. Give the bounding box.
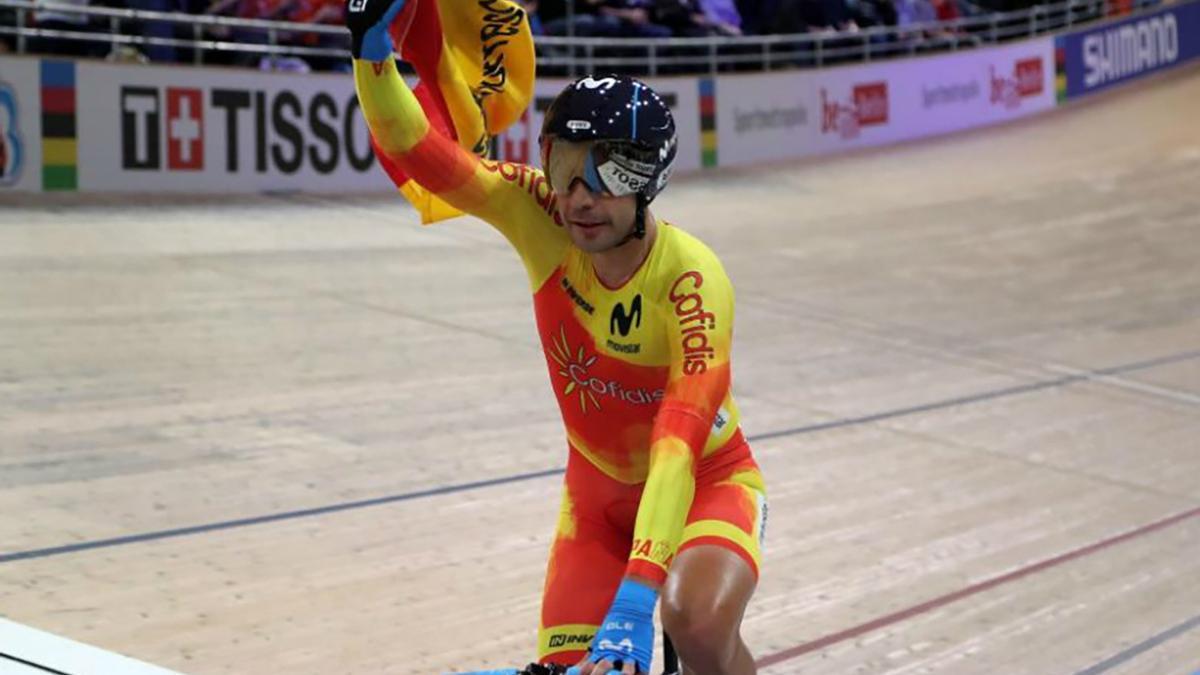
[2,348,1197,566]
[0,652,72,675]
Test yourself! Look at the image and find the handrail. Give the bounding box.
[0,0,345,34]
[0,0,1166,72]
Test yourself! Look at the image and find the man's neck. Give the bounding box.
[590,208,658,289]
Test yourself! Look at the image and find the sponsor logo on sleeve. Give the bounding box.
[669,271,717,375]
[485,160,563,225]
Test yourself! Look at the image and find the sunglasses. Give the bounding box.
[543,138,657,198]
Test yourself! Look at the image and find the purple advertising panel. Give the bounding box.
[1058,0,1200,99]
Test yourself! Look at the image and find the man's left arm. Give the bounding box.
[630,265,733,583]
[584,265,735,674]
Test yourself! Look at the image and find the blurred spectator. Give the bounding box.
[127,0,182,62]
[697,0,743,34]
[845,0,896,27]
[539,0,604,36]
[736,0,779,33]
[106,44,150,63]
[932,0,961,23]
[541,0,673,38]
[288,0,348,71]
[771,0,859,33]
[656,0,742,35]
[651,0,710,36]
[602,0,673,38]
[896,0,958,44]
[0,5,15,53]
[203,0,294,65]
[29,0,102,58]
[766,0,802,32]
[514,0,544,34]
[895,0,936,35]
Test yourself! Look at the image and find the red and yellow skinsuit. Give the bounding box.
[355,57,767,666]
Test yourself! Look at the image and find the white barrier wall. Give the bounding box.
[0,57,393,194]
[1,2,1197,195]
[712,39,1056,166]
[78,62,390,192]
[495,38,1056,170]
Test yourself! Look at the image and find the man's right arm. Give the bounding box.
[353,55,565,286]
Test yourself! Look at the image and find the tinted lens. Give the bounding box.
[548,139,612,195]
[546,140,655,197]
[581,149,609,194]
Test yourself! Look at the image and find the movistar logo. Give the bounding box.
[576,76,618,91]
[610,294,642,337]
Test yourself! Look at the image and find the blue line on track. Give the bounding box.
[1072,613,1200,675]
[0,468,565,564]
[2,349,1197,565]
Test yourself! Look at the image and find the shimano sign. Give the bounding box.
[1059,1,1200,98]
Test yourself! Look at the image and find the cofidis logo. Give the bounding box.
[0,82,24,186]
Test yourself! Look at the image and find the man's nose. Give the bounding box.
[565,180,597,211]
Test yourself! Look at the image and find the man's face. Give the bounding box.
[545,139,640,253]
[557,178,638,254]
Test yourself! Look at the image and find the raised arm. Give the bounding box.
[347,0,566,286]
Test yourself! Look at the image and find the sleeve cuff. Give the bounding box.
[625,558,669,586]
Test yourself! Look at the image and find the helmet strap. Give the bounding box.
[606,192,648,251]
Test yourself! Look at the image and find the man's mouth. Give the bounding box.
[570,219,607,230]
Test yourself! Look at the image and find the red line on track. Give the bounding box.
[756,505,1200,669]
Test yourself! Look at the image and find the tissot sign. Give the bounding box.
[76,63,393,192]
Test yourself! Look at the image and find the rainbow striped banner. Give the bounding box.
[40,60,77,191]
[1053,37,1069,104]
[698,77,717,168]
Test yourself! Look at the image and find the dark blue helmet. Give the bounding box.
[540,75,677,204]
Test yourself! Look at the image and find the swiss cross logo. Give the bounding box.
[990,57,1044,109]
[166,88,203,170]
[820,82,889,140]
[122,86,205,171]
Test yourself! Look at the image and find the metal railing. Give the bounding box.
[535,0,1162,75]
[0,0,349,66]
[0,0,1165,73]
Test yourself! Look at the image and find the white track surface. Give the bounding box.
[1,68,1198,674]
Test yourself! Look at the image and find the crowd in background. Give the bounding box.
[526,0,998,38]
[1,0,347,70]
[0,0,1153,71]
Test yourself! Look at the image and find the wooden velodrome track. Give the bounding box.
[1,67,1198,674]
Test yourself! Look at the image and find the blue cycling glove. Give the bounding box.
[587,579,658,673]
[344,0,408,61]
